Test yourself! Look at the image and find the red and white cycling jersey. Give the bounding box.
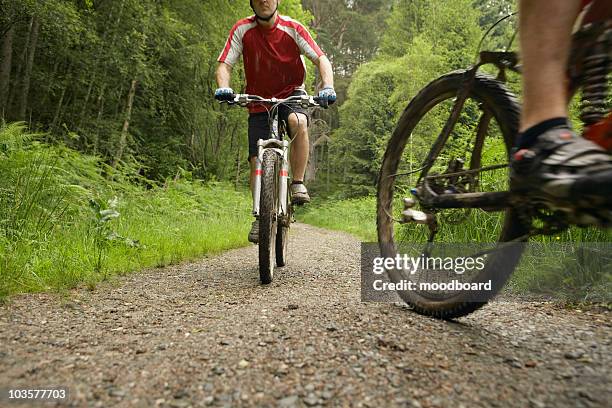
[217,14,325,113]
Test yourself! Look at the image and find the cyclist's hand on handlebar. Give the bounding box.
[214,87,235,102]
[318,86,337,107]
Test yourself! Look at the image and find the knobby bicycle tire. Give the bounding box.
[259,150,278,284]
[377,70,529,319]
[275,179,290,267]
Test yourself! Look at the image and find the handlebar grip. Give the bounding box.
[215,93,236,102]
[313,96,329,109]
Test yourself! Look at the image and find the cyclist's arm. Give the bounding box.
[314,55,334,89]
[216,62,233,88]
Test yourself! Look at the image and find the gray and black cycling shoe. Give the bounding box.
[291,182,311,205]
[248,219,259,244]
[510,127,612,209]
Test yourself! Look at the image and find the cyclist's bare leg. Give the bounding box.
[287,112,311,204]
[518,0,581,132]
[511,0,612,209]
[247,156,260,242]
[287,112,309,182]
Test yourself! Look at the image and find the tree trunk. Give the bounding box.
[202,127,209,169]
[213,119,223,156]
[305,134,317,183]
[227,121,238,176]
[93,0,124,123]
[114,85,124,116]
[326,144,330,192]
[78,77,95,126]
[17,16,40,121]
[224,123,239,178]
[189,130,196,164]
[235,150,242,188]
[51,84,67,131]
[113,79,137,167]
[7,17,32,117]
[305,101,320,182]
[96,83,106,121]
[41,59,60,109]
[0,24,14,117]
[92,82,107,155]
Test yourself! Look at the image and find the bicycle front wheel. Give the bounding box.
[377,70,528,319]
[259,149,278,284]
[275,179,291,267]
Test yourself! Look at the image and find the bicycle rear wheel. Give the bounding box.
[377,70,529,319]
[259,150,278,284]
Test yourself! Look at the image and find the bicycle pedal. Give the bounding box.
[403,197,416,209]
[401,209,434,225]
[291,198,310,206]
[280,216,291,227]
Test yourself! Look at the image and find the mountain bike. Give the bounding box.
[224,93,324,284]
[376,2,611,319]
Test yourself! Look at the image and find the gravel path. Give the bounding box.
[0,223,610,408]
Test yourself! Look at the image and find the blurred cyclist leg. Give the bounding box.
[287,112,311,204]
[519,0,580,133]
[511,0,612,203]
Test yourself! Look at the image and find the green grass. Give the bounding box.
[508,240,612,303]
[297,196,377,241]
[2,120,608,303]
[0,123,252,300]
[298,194,611,302]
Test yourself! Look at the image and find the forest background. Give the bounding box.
[1,0,516,190]
[0,0,609,302]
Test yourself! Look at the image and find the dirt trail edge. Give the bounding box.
[1,223,610,408]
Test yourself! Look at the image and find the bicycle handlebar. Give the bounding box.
[220,93,328,109]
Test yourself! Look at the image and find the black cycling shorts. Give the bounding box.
[247,90,310,159]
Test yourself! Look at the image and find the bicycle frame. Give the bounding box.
[412,13,610,213]
[411,56,515,212]
[223,93,323,218]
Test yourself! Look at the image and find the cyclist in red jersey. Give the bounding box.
[511,0,612,203]
[215,0,335,243]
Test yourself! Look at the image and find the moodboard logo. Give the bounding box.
[360,242,612,303]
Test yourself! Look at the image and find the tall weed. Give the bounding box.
[0,124,252,301]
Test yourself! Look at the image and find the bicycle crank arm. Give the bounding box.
[420,191,511,210]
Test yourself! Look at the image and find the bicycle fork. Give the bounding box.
[278,148,290,216]
[252,139,290,218]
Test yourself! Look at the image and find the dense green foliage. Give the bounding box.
[299,196,611,301]
[1,0,608,301]
[0,0,520,193]
[0,123,251,299]
[0,0,311,181]
[298,196,377,241]
[328,0,516,197]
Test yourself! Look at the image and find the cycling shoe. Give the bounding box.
[248,218,259,244]
[290,182,311,205]
[510,126,612,209]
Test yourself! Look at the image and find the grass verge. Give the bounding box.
[298,195,611,302]
[0,123,251,300]
[297,196,377,241]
